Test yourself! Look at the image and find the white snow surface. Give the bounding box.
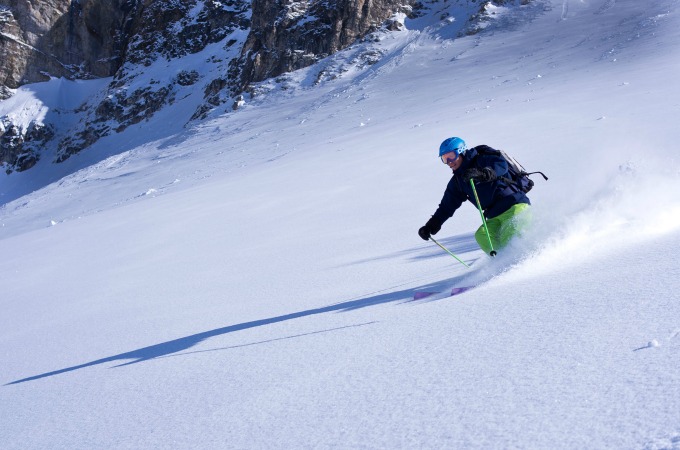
[2,0,680,448]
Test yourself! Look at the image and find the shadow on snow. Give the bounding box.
[350,232,480,266]
[6,269,474,386]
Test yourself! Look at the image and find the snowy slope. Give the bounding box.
[2,0,680,448]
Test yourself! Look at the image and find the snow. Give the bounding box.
[0,77,109,130]
[1,0,680,448]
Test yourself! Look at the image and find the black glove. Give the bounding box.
[464,167,496,183]
[418,217,441,241]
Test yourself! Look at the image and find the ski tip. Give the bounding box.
[450,286,475,296]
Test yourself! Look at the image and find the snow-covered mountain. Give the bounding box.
[2,0,472,173]
[2,0,680,448]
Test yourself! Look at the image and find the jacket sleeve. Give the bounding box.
[431,177,467,226]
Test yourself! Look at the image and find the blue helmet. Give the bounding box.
[439,137,467,158]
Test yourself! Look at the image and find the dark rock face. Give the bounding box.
[0,119,54,173]
[2,0,408,102]
[122,0,250,65]
[50,0,254,161]
[0,0,134,87]
[1,0,70,88]
[235,0,412,92]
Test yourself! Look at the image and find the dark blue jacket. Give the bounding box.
[431,145,530,224]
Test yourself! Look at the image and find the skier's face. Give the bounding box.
[442,152,463,171]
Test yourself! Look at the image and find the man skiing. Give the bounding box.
[418,137,531,255]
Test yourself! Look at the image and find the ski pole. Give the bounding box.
[469,179,497,257]
[429,236,471,268]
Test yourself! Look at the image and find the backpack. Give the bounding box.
[476,146,548,193]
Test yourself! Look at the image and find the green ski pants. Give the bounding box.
[475,203,531,255]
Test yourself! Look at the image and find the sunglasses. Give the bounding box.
[441,152,459,165]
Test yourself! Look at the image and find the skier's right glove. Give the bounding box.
[464,167,496,183]
[418,217,441,241]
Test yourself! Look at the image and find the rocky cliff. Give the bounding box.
[0,0,133,88]
[0,0,526,173]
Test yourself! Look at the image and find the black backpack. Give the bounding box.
[476,146,547,193]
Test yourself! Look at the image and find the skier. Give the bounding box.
[418,137,531,255]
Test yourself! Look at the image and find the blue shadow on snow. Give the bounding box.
[5,273,471,386]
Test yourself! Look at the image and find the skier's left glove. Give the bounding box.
[418,217,441,241]
[464,167,496,183]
